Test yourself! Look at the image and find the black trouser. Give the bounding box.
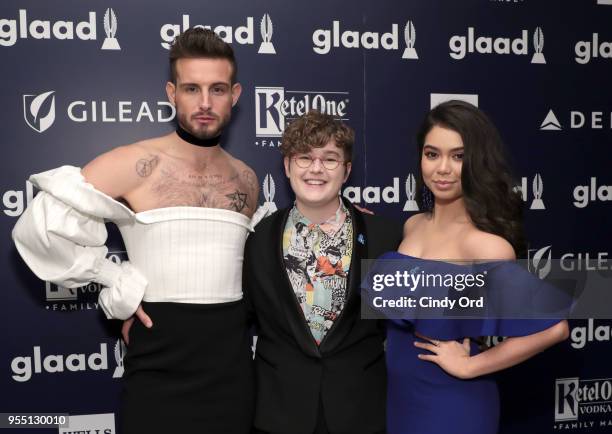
[252,396,328,434]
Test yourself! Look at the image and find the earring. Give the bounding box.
[422,185,434,211]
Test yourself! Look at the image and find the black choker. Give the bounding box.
[176,125,220,148]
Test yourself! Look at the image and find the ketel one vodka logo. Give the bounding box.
[0,8,121,50]
[23,90,55,133]
[160,13,276,53]
[44,251,127,311]
[555,377,612,424]
[312,19,419,59]
[449,26,546,63]
[254,87,349,145]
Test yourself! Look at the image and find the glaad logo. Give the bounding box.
[10,343,110,382]
[259,174,278,216]
[59,413,115,434]
[0,9,120,49]
[573,178,612,208]
[540,109,562,130]
[403,173,419,211]
[312,20,416,59]
[254,86,349,146]
[532,27,545,63]
[160,14,276,53]
[23,91,56,133]
[2,180,33,217]
[113,339,126,378]
[575,34,612,64]
[449,27,545,63]
[402,20,418,59]
[571,319,612,350]
[515,174,545,209]
[258,14,275,54]
[343,176,414,206]
[528,245,552,279]
[101,8,120,50]
[554,377,612,426]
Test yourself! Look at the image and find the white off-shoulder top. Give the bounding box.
[12,165,258,320]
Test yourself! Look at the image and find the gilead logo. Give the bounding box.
[23,91,56,133]
[11,344,109,382]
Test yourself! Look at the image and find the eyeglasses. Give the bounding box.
[292,155,344,170]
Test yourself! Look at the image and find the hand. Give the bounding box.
[354,204,375,215]
[122,305,152,346]
[414,332,473,379]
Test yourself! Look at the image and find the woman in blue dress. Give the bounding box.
[376,100,569,434]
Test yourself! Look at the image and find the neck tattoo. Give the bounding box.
[176,124,220,148]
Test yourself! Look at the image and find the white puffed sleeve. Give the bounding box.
[12,165,147,320]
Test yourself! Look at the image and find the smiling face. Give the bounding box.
[284,140,352,219]
[421,125,464,203]
[166,57,241,140]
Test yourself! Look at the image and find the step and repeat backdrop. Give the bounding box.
[1,0,611,433]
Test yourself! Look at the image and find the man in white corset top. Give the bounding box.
[12,28,258,434]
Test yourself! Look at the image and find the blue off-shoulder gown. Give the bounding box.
[364,251,568,434]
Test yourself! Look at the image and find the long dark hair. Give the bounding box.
[415,100,526,257]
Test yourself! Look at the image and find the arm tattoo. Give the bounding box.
[226,190,249,212]
[135,155,159,177]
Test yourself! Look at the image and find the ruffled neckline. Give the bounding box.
[381,251,507,268]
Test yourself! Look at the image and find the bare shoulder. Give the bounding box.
[229,155,259,189]
[403,212,427,236]
[462,229,516,261]
[228,154,256,176]
[81,139,162,199]
[224,153,260,212]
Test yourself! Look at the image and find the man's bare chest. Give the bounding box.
[145,163,256,216]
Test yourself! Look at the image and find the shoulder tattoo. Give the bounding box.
[135,154,160,177]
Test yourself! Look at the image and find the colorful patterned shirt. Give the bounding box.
[282,202,353,344]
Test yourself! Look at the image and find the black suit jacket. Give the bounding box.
[243,200,402,434]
